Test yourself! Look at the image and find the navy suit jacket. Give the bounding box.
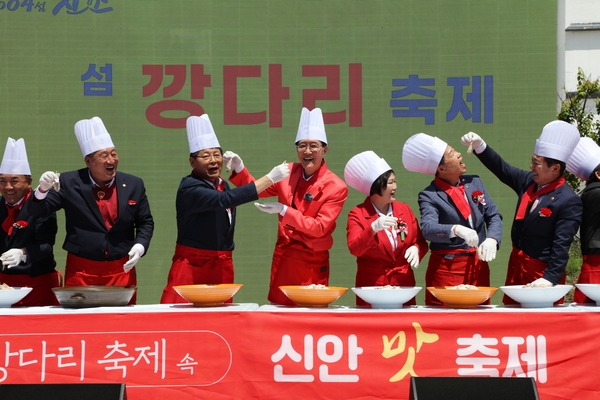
[30,169,154,261]
[475,145,582,283]
[0,196,57,277]
[175,172,258,251]
[418,175,503,252]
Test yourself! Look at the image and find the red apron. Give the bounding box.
[160,244,234,304]
[355,264,416,307]
[425,249,489,306]
[573,254,600,304]
[504,246,566,306]
[0,270,62,307]
[269,242,329,305]
[65,253,136,304]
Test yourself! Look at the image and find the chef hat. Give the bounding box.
[534,120,580,163]
[186,114,221,154]
[344,151,392,196]
[402,133,448,175]
[74,116,115,157]
[295,107,327,144]
[0,137,31,175]
[566,137,600,180]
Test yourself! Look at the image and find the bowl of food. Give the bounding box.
[426,285,498,308]
[52,286,136,308]
[0,284,32,307]
[574,284,600,305]
[173,284,243,306]
[351,286,421,309]
[499,284,573,308]
[279,285,348,307]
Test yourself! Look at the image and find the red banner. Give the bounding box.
[0,308,599,399]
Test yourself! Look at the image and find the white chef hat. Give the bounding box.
[0,137,31,175]
[534,120,580,163]
[344,151,392,196]
[566,137,600,180]
[187,114,221,154]
[295,107,327,144]
[74,116,115,157]
[402,133,447,175]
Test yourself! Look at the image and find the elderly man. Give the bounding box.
[462,121,582,305]
[160,115,289,304]
[402,133,503,306]
[33,117,154,304]
[0,138,59,306]
[227,107,348,305]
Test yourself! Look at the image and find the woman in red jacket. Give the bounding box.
[345,151,428,307]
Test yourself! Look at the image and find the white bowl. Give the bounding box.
[351,286,421,309]
[499,284,572,308]
[0,287,33,307]
[574,284,600,305]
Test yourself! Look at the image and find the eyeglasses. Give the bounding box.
[296,142,322,152]
[195,153,223,161]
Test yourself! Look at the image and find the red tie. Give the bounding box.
[434,177,471,220]
[515,177,565,220]
[214,178,230,212]
[2,190,30,236]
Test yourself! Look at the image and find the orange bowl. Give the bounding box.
[173,284,243,306]
[279,285,348,307]
[427,286,498,308]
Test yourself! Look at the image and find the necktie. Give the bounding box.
[434,177,471,220]
[515,177,565,220]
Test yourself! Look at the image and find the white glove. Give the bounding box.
[453,225,479,247]
[0,249,25,269]
[371,216,398,233]
[477,238,497,262]
[531,277,553,287]
[254,202,285,215]
[266,162,290,183]
[404,245,420,269]
[222,151,244,173]
[123,243,145,272]
[460,132,486,154]
[39,171,60,193]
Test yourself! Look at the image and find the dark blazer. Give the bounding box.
[175,172,258,251]
[476,145,582,283]
[0,196,57,277]
[418,175,503,252]
[30,169,154,261]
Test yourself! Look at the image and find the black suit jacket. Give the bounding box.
[30,169,154,261]
[0,195,57,277]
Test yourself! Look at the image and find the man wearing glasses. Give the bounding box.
[33,117,154,304]
[227,107,348,305]
[160,115,289,304]
[0,137,60,306]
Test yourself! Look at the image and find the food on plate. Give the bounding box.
[374,285,400,289]
[0,283,14,290]
[301,284,327,289]
[523,282,552,288]
[448,284,478,290]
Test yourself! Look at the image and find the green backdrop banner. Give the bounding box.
[0,0,558,304]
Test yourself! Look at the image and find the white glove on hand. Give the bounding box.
[531,277,553,287]
[371,216,398,233]
[123,243,145,272]
[254,202,285,215]
[453,225,479,247]
[222,151,244,173]
[266,162,290,183]
[39,171,60,193]
[477,238,497,262]
[404,245,420,269]
[0,249,25,269]
[460,132,486,154]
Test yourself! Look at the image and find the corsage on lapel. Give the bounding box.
[539,207,552,218]
[471,190,486,205]
[13,220,28,229]
[396,220,408,242]
[128,200,137,206]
